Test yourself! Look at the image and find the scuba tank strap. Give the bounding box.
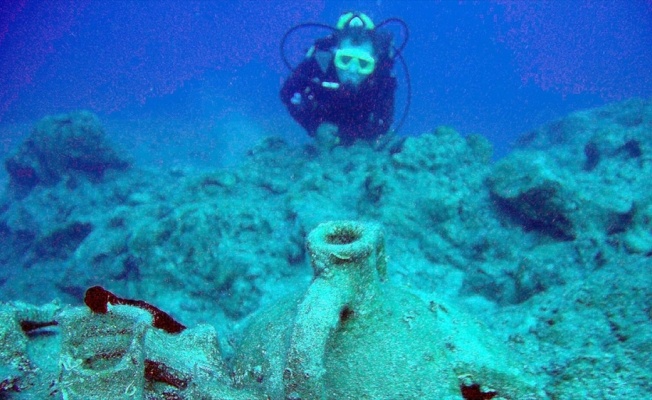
[311,36,338,74]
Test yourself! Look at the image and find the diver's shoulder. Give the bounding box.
[314,35,337,51]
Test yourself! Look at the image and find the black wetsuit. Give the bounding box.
[280,36,397,144]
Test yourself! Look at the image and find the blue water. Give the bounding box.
[1,0,650,163]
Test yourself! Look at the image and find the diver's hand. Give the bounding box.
[315,122,340,151]
[291,93,302,105]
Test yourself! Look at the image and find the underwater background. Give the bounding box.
[1,1,652,399]
[2,1,652,168]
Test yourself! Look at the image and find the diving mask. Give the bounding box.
[334,48,376,75]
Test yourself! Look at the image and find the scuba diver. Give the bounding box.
[280,12,409,150]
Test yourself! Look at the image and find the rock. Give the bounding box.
[5,111,131,196]
[488,151,576,240]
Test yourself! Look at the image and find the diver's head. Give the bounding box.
[336,11,375,31]
[334,38,375,87]
[334,12,377,88]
